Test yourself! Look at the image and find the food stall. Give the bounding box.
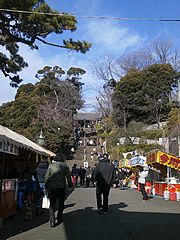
[147,150,180,197]
[0,125,55,221]
[0,179,18,220]
[128,155,148,190]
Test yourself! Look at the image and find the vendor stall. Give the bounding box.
[0,125,55,220]
[0,179,18,219]
[147,150,180,197]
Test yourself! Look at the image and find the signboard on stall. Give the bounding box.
[147,150,180,170]
[84,161,88,168]
[129,156,146,167]
[119,159,130,168]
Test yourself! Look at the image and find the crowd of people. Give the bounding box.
[17,152,153,227]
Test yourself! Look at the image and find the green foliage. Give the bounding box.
[112,64,177,127]
[142,129,163,140]
[0,65,85,153]
[166,108,180,131]
[0,0,91,86]
[99,131,109,140]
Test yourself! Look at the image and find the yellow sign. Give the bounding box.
[147,150,180,170]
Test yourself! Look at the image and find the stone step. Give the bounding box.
[66,159,98,169]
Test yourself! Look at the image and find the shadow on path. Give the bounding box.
[62,202,180,240]
[1,199,180,240]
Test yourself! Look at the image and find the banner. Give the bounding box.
[129,156,146,167]
[147,150,180,170]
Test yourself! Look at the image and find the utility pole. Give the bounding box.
[83,118,86,161]
[174,74,180,156]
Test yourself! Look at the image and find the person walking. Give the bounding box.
[93,155,114,215]
[45,153,73,227]
[138,165,149,201]
[71,164,79,186]
[79,166,86,187]
[85,166,92,187]
[36,160,49,196]
[117,169,126,190]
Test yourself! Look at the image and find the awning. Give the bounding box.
[147,150,180,170]
[129,155,146,167]
[0,125,55,157]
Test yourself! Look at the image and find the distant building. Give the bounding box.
[73,112,101,127]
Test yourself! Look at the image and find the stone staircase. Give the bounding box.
[66,128,102,169]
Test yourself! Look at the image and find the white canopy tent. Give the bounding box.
[0,125,55,157]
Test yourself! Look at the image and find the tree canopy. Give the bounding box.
[0,65,85,152]
[0,0,91,86]
[112,64,177,128]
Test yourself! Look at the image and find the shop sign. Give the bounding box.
[147,151,157,164]
[129,156,146,166]
[147,150,180,170]
[157,151,180,170]
[120,159,130,168]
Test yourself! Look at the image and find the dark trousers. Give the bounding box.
[80,177,85,186]
[86,177,91,187]
[139,183,148,200]
[96,185,110,212]
[49,188,65,223]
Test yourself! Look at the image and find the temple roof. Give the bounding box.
[73,112,101,121]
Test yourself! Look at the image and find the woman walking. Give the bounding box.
[138,165,149,201]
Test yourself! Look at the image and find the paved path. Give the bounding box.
[1,188,180,240]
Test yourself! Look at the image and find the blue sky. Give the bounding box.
[1,0,180,109]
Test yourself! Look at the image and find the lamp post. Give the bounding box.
[37,129,45,146]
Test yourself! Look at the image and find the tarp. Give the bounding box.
[147,150,180,170]
[129,155,146,167]
[0,125,55,157]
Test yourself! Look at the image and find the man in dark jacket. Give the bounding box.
[36,160,48,196]
[93,156,114,215]
[45,153,73,227]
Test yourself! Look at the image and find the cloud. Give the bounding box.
[18,44,46,83]
[85,20,143,54]
[0,20,144,109]
[0,44,46,105]
[0,74,17,105]
[75,0,102,14]
[0,46,98,108]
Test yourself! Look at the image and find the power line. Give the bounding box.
[0,8,180,22]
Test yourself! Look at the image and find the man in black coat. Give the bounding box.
[93,156,114,215]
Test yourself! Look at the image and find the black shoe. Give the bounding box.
[97,207,103,214]
[57,215,64,225]
[50,221,55,227]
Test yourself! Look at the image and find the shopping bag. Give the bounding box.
[42,196,50,209]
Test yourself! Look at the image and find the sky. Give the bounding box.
[1,0,180,110]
